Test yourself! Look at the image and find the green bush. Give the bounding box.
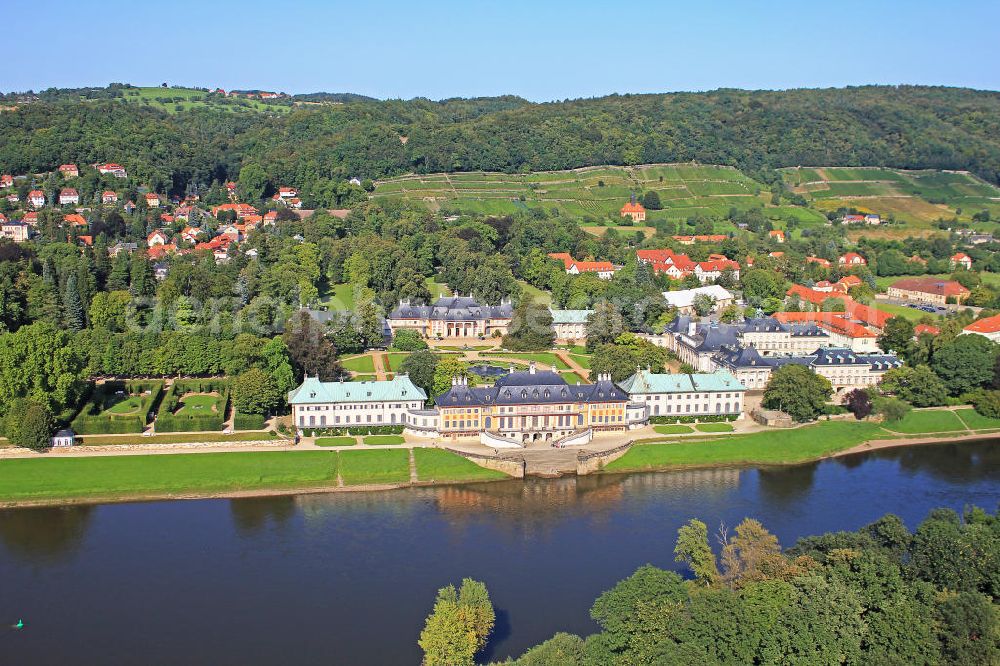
[71,380,164,434]
[234,413,266,430]
[154,379,229,432]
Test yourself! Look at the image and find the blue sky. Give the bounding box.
[6,0,999,100]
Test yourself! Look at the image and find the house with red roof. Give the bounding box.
[769,229,786,243]
[59,164,79,178]
[620,199,646,222]
[101,190,118,204]
[263,210,279,225]
[6,193,19,204]
[772,311,880,353]
[225,181,237,199]
[806,256,831,268]
[195,235,233,263]
[160,213,175,224]
[97,163,127,178]
[77,235,93,247]
[58,188,79,205]
[29,190,46,208]
[64,213,87,228]
[286,198,303,209]
[672,234,727,245]
[145,193,160,208]
[548,252,617,279]
[0,175,13,189]
[887,277,970,306]
[147,229,169,248]
[950,252,973,270]
[278,186,298,199]
[22,212,38,226]
[839,252,867,267]
[962,313,1000,343]
[914,324,940,338]
[179,226,203,244]
[123,200,136,214]
[841,214,865,224]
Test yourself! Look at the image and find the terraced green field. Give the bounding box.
[373,164,773,224]
[120,87,289,114]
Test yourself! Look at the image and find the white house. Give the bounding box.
[288,375,427,430]
[662,285,734,315]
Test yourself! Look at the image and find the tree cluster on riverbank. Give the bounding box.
[430,506,999,665]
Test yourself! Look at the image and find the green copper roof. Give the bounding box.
[619,369,745,394]
[288,375,427,405]
[549,309,593,324]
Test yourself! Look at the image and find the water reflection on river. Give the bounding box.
[0,441,997,665]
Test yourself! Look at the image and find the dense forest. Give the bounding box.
[2,85,1000,206]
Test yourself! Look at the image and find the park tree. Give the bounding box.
[418,578,495,666]
[719,518,783,587]
[232,367,282,415]
[931,334,999,395]
[877,365,948,407]
[874,396,910,423]
[502,296,554,351]
[355,290,384,349]
[88,290,132,332]
[390,329,428,351]
[62,271,85,330]
[674,519,720,587]
[763,365,831,422]
[400,350,439,398]
[585,300,624,351]
[589,334,667,383]
[641,190,662,210]
[878,317,915,357]
[692,293,716,316]
[431,356,469,398]
[237,162,269,201]
[741,269,786,306]
[3,398,54,450]
[843,388,873,420]
[0,322,88,421]
[282,311,343,382]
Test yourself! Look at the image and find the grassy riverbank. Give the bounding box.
[607,421,888,472]
[0,448,509,505]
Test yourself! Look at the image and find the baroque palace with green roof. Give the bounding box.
[289,364,746,447]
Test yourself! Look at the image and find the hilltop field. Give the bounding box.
[373,164,1000,238]
[119,86,290,114]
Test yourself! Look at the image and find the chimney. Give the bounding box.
[528,362,536,375]
[551,364,558,373]
[688,322,697,337]
[508,364,514,374]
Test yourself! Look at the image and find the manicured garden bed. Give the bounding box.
[695,423,735,433]
[315,436,357,447]
[78,431,278,446]
[363,435,406,446]
[654,425,694,435]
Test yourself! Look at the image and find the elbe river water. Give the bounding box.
[1,440,997,664]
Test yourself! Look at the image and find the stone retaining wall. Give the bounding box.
[444,447,525,478]
[576,441,634,475]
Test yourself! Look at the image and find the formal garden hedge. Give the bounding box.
[300,425,405,437]
[155,379,230,432]
[71,380,164,434]
[233,412,267,430]
[648,414,739,425]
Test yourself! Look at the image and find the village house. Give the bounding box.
[662,285,734,315]
[620,369,746,420]
[772,311,881,353]
[6,193,19,204]
[153,261,170,281]
[672,234,727,245]
[263,210,279,225]
[548,252,617,280]
[147,229,169,248]
[108,241,138,257]
[102,190,118,204]
[145,192,161,208]
[769,230,785,243]
[58,188,79,205]
[620,199,646,222]
[97,163,127,178]
[839,252,867,267]
[841,214,864,224]
[289,374,427,431]
[77,235,93,247]
[913,324,940,339]
[950,252,973,270]
[636,249,740,283]
[123,200,136,214]
[59,164,79,178]
[886,277,970,306]
[278,186,298,199]
[0,222,29,243]
[0,174,13,188]
[225,181,238,199]
[179,226,203,244]
[961,314,1000,343]
[864,214,881,225]
[29,190,46,208]
[388,295,513,339]
[22,212,38,226]
[549,309,593,343]
[64,213,87,228]
[806,256,832,268]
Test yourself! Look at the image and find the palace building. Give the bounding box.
[620,369,746,420]
[288,375,427,429]
[387,295,513,339]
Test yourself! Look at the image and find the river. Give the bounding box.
[1,440,998,664]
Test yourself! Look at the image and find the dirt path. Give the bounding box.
[372,352,388,380]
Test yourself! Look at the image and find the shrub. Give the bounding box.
[390,329,429,351]
[970,390,1000,420]
[875,397,911,423]
[234,413,266,430]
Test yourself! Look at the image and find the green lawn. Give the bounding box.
[695,423,735,433]
[654,425,694,435]
[315,436,358,447]
[487,352,570,370]
[363,435,406,445]
[175,393,222,416]
[884,409,968,434]
[322,283,357,310]
[105,396,144,415]
[0,452,337,502]
[385,352,410,371]
[79,432,278,446]
[351,374,377,382]
[874,302,943,322]
[427,277,450,299]
[341,355,376,373]
[606,421,886,472]
[517,280,552,305]
[569,371,590,384]
[954,408,1000,430]
[568,354,591,369]
[338,449,410,485]
[413,448,509,482]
